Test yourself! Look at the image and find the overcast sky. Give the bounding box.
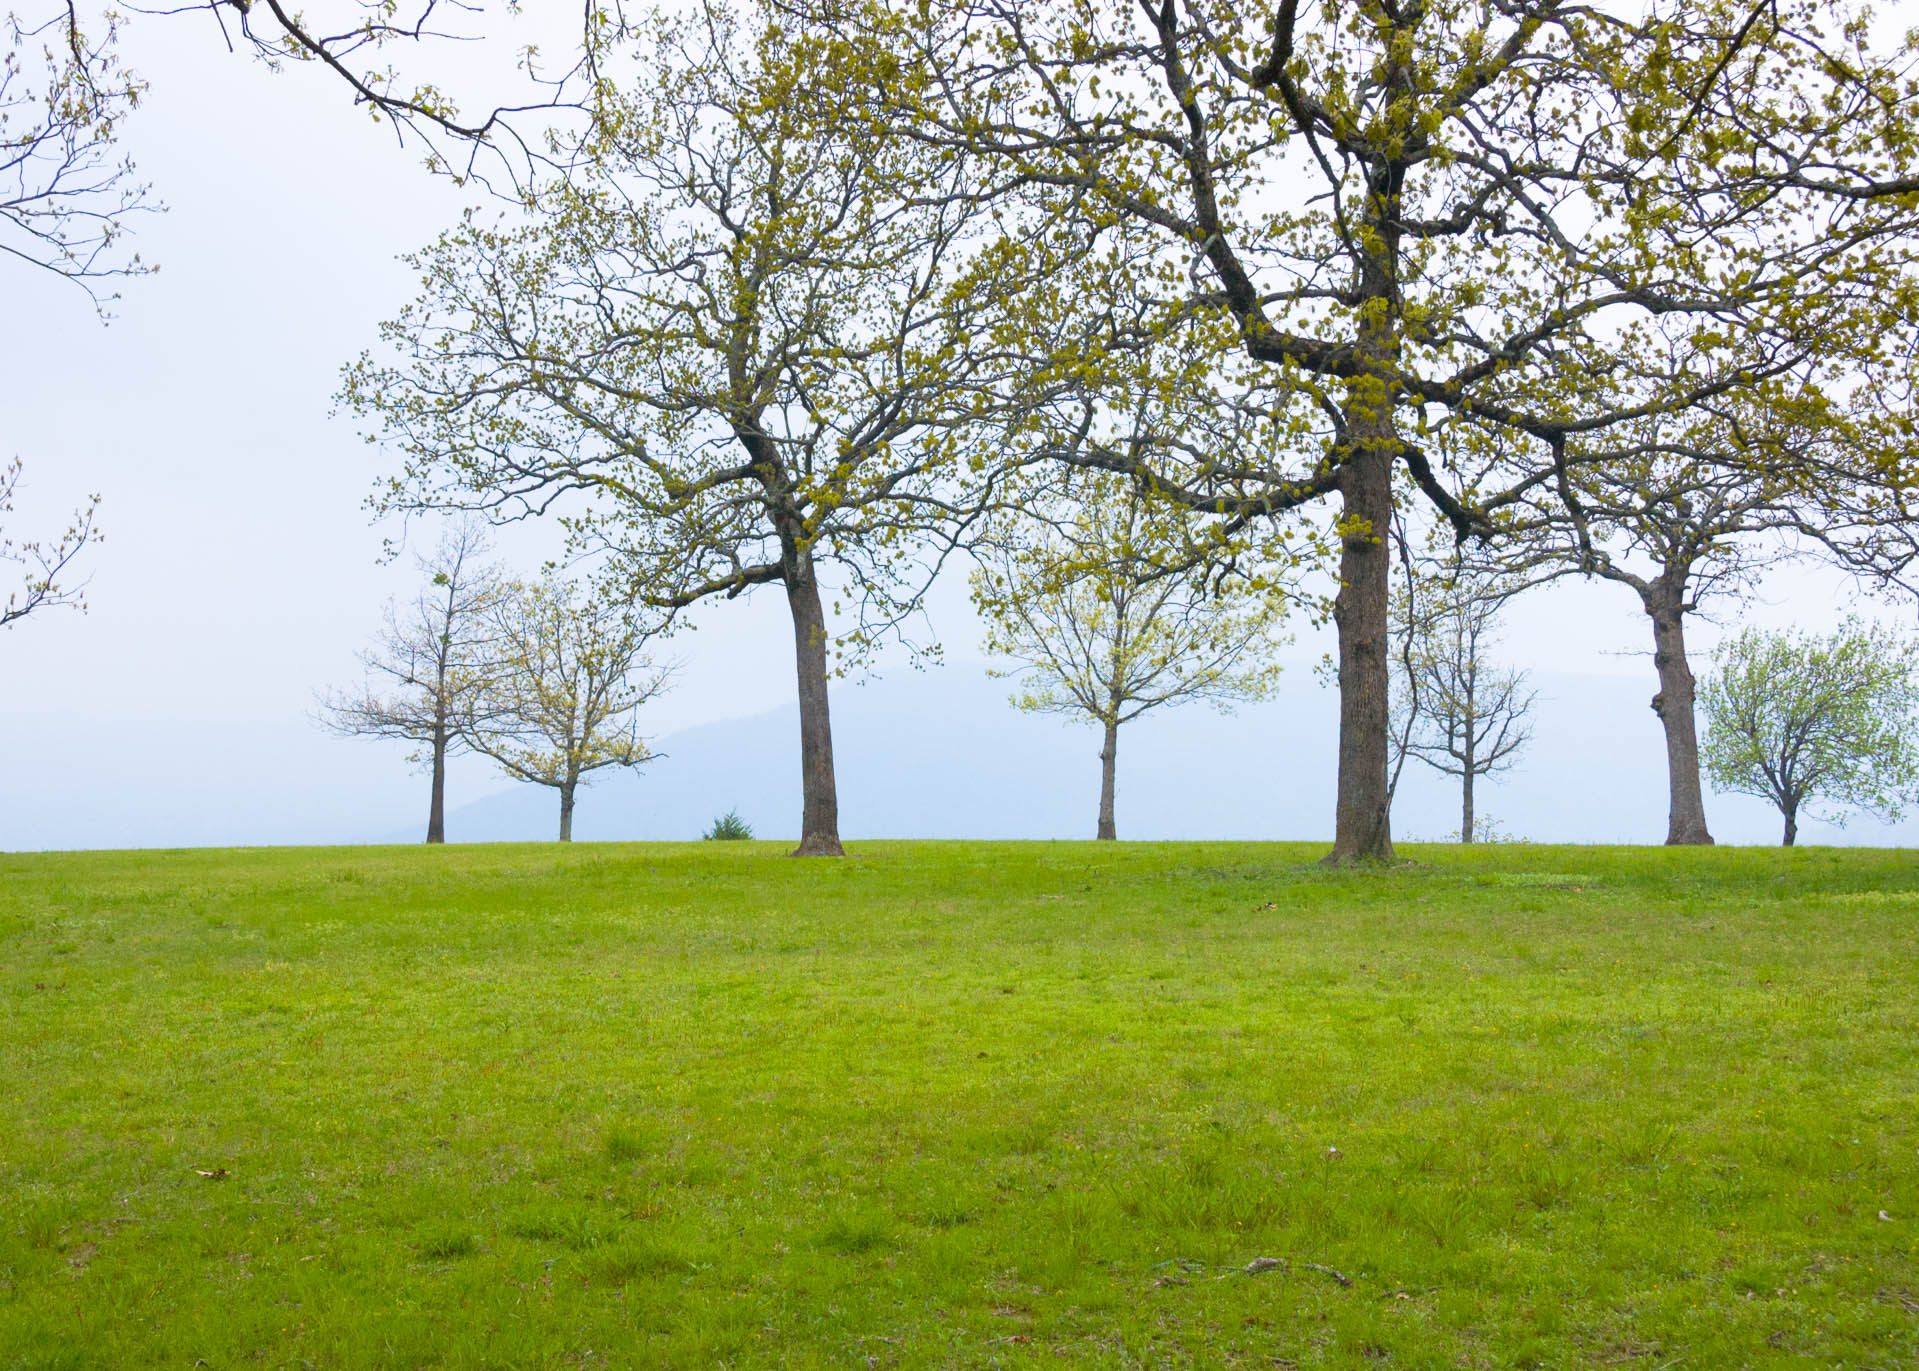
[3,9,1915,852]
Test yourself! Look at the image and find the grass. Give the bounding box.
[1,839,1916,1369]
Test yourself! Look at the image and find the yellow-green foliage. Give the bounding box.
[972,473,1291,727]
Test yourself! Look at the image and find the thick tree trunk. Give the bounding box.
[1096,716,1119,841]
[785,560,844,857]
[1461,770,1475,845]
[558,778,576,843]
[1646,601,1715,846]
[426,721,448,844]
[1782,806,1798,847]
[1325,443,1396,864]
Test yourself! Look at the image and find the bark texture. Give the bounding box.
[427,720,448,844]
[558,777,577,843]
[1096,716,1119,841]
[785,554,845,857]
[1461,768,1475,845]
[1326,446,1396,863]
[1646,597,1716,845]
[1783,807,1798,847]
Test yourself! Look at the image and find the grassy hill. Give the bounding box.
[3,841,1916,1368]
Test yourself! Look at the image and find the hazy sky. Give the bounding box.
[3,10,1915,852]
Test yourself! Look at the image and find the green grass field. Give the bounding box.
[3,840,1917,1369]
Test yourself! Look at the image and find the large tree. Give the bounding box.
[347,5,1051,856]
[317,521,500,844]
[1701,618,1919,846]
[973,473,1288,839]
[1476,375,1915,844]
[867,0,1919,861]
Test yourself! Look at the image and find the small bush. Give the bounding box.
[702,809,753,841]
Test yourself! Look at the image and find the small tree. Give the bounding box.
[317,522,501,843]
[972,476,1287,840]
[1390,569,1536,846]
[1701,619,1919,846]
[1,457,99,630]
[464,575,669,842]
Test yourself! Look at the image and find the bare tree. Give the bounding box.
[317,521,500,843]
[973,474,1287,839]
[1,456,99,629]
[347,4,1051,856]
[462,574,669,842]
[861,0,1919,862]
[1390,569,1535,845]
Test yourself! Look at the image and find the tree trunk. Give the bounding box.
[1325,443,1396,864]
[426,721,448,845]
[1782,804,1797,847]
[1096,716,1119,841]
[784,558,844,857]
[558,777,576,843]
[1460,702,1476,844]
[1646,601,1715,846]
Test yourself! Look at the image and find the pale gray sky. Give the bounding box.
[2,10,1914,851]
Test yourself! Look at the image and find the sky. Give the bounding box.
[2,7,1916,853]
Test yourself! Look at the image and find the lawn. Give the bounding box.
[2,840,1916,1369]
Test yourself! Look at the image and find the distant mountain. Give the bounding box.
[418,662,1912,847]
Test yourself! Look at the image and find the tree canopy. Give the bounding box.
[856,0,1919,859]
[973,472,1289,838]
[347,4,1062,855]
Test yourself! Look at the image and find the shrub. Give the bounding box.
[702,809,753,841]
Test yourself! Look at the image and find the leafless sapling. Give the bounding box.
[317,521,500,843]
[1389,567,1536,845]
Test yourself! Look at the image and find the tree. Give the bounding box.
[973,474,1287,839]
[1471,370,1919,844]
[4,1,595,304]
[868,0,1919,862]
[2,6,152,301]
[317,522,500,843]
[1389,568,1535,845]
[462,575,669,842]
[347,4,1050,856]
[1,456,98,629]
[1701,619,1919,847]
